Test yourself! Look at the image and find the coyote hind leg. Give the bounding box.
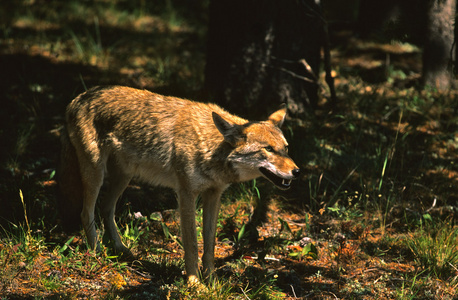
[101,160,132,256]
[79,162,104,251]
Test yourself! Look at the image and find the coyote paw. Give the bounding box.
[187,275,207,293]
[113,246,135,261]
[120,249,135,261]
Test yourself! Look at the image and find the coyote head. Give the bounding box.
[213,107,300,190]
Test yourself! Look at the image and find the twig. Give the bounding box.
[276,66,317,84]
[347,268,379,279]
[448,261,458,273]
[299,58,319,81]
[425,197,437,213]
[290,285,297,299]
[302,291,339,299]
[125,265,152,279]
[283,219,307,226]
[326,291,339,299]
[241,287,251,300]
[271,57,320,84]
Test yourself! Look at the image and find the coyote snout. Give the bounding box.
[58,86,300,283]
[259,164,301,190]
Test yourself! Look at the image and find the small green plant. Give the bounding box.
[278,217,318,260]
[122,221,143,249]
[395,270,425,300]
[168,276,236,299]
[12,190,47,261]
[406,223,458,283]
[149,211,183,250]
[326,194,363,221]
[288,242,318,261]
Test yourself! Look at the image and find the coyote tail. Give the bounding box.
[56,126,83,232]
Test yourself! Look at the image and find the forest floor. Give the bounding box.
[0,1,457,299]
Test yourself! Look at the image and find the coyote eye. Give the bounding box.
[265,146,274,152]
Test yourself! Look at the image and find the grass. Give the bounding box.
[1,0,457,299]
[406,222,458,283]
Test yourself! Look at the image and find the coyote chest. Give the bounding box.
[59,85,300,282]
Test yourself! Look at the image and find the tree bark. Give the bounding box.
[423,0,456,90]
[205,0,323,118]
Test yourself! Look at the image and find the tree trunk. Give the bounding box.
[204,0,323,118]
[357,0,427,44]
[423,0,456,90]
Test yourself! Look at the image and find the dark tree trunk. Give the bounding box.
[357,0,427,44]
[456,11,458,75]
[357,0,400,38]
[423,0,456,90]
[205,0,323,118]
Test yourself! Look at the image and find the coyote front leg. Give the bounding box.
[178,189,199,282]
[202,187,224,278]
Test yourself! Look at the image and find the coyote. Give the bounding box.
[58,86,300,282]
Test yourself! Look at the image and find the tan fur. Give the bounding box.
[59,86,300,281]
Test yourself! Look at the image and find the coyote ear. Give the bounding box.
[267,104,287,128]
[212,112,242,146]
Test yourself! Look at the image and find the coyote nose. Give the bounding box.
[292,168,301,178]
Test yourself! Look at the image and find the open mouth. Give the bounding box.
[259,167,292,190]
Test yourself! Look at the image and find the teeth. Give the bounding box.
[282,179,291,186]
